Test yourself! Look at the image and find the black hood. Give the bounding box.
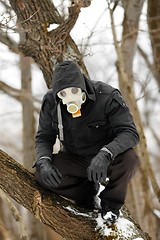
[52,61,96,101]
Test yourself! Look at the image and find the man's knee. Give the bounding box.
[124,148,140,169]
[114,148,140,175]
[121,149,140,181]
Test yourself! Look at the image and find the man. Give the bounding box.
[34,61,139,225]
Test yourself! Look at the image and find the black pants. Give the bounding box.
[35,148,139,210]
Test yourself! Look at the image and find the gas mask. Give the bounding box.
[57,87,86,117]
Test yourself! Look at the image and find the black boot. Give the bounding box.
[101,205,120,225]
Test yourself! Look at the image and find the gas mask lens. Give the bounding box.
[71,87,79,94]
[58,90,66,97]
[67,103,79,114]
[57,87,86,114]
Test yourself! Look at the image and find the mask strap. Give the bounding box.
[57,102,64,141]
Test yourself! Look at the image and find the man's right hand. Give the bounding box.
[34,157,62,188]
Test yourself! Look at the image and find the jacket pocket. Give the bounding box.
[88,120,106,129]
[87,120,108,142]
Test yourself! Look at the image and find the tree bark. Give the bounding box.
[147,0,160,89]
[20,54,35,172]
[9,0,89,88]
[121,0,145,86]
[0,149,151,240]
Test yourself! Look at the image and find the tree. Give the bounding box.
[148,0,160,89]
[107,1,160,238]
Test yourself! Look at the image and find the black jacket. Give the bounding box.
[35,61,139,160]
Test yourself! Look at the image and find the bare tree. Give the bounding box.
[148,0,160,89]
[106,1,160,239]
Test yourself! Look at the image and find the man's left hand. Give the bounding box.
[87,150,112,183]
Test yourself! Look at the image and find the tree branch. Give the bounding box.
[0,149,151,240]
[0,80,40,112]
[0,30,19,54]
[8,0,89,88]
[0,149,98,240]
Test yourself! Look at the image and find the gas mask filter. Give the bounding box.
[57,87,86,118]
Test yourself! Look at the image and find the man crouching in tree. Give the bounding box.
[33,61,140,225]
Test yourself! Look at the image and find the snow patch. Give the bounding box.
[96,212,145,239]
[103,211,117,221]
[64,206,92,218]
[116,217,136,237]
[133,238,144,240]
[153,209,160,218]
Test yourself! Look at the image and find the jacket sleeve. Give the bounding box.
[104,91,139,159]
[35,94,57,161]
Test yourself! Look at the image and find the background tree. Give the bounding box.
[108,0,160,238]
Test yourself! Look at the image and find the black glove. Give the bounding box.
[87,150,112,183]
[34,158,62,188]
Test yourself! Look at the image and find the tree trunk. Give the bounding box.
[20,31,42,240]
[121,0,145,86]
[0,149,151,240]
[20,54,35,172]
[108,1,160,239]
[147,0,160,89]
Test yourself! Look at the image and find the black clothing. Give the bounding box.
[87,150,111,183]
[35,62,139,160]
[101,205,120,225]
[35,149,139,210]
[35,61,140,211]
[52,61,96,101]
[35,151,98,207]
[34,158,62,188]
